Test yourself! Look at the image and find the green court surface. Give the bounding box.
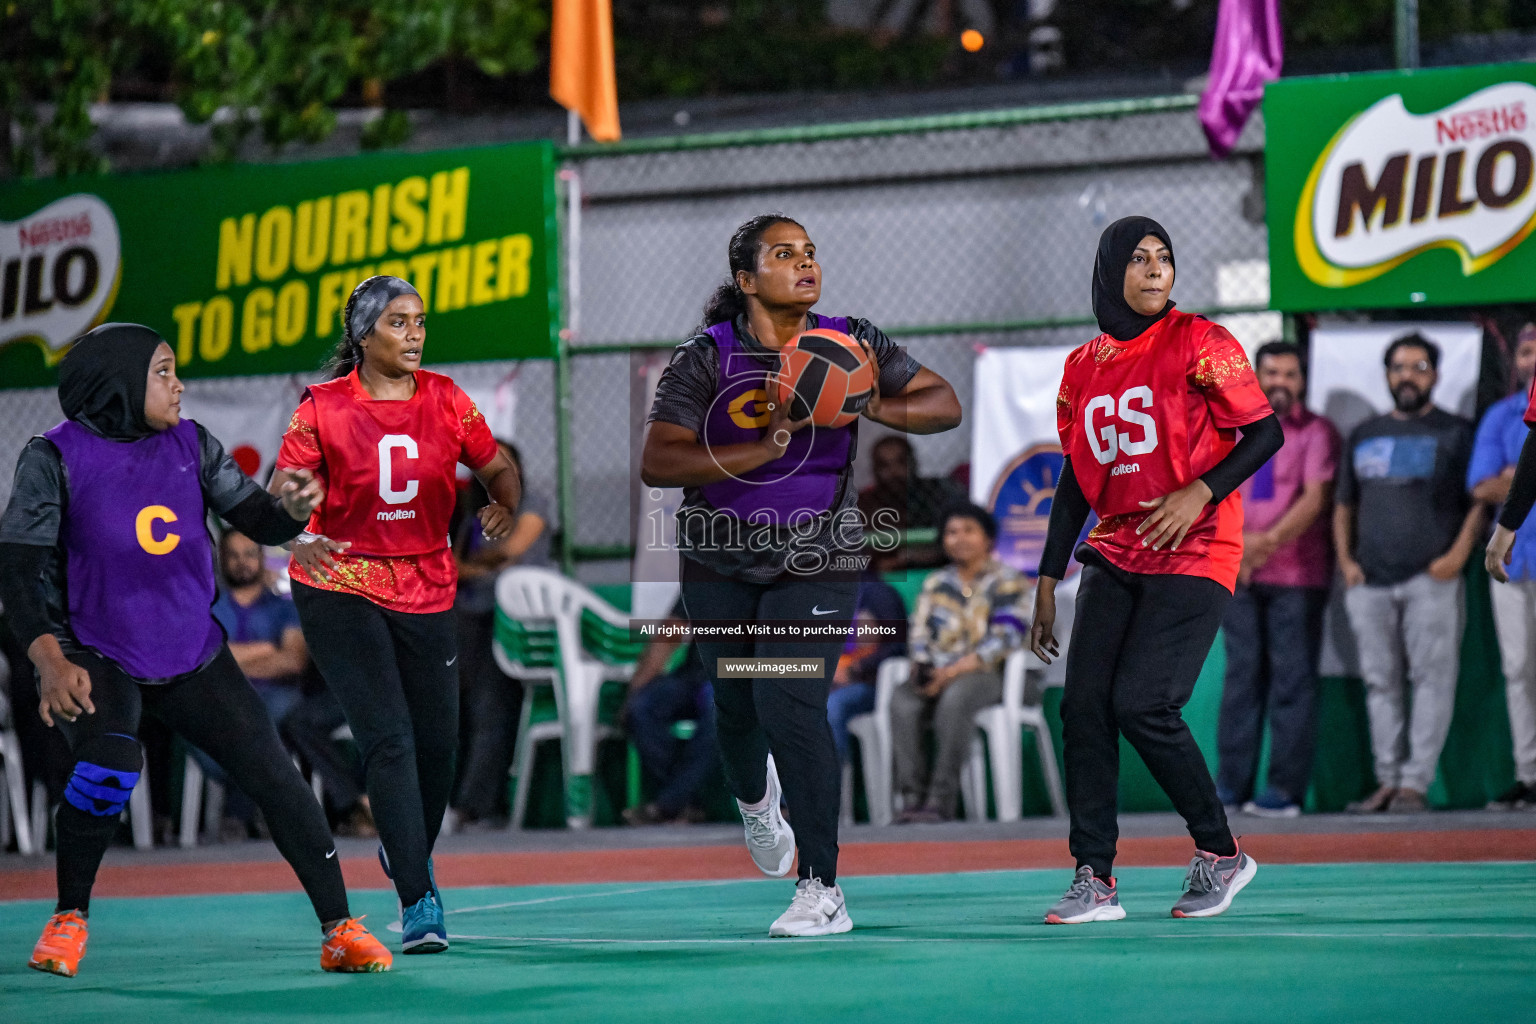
[3,864,1533,1023]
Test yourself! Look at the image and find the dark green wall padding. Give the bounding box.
[515,554,1517,826]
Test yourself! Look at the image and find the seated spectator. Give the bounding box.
[826,572,908,767]
[891,504,1030,822]
[859,436,964,570]
[621,600,718,825]
[1216,341,1339,818]
[215,531,307,724]
[281,676,375,837]
[1470,323,1536,810]
[451,441,550,829]
[1334,334,1482,814]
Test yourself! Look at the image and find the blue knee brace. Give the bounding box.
[64,761,141,817]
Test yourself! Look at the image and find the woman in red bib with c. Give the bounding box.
[271,275,521,955]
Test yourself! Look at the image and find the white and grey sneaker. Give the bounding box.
[738,756,795,877]
[769,878,853,937]
[1044,865,1126,924]
[1170,845,1257,918]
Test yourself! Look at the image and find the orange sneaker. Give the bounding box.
[321,917,392,973]
[30,910,88,977]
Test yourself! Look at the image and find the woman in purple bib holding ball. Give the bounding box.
[642,215,962,936]
[0,324,390,977]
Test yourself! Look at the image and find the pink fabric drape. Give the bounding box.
[1199,0,1284,159]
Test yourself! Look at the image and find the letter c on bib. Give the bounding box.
[135,505,180,555]
[728,389,771,429]
[378,434,420,505]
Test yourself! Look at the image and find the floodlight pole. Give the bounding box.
[1395,0,1419,70]
[557,108,583,574]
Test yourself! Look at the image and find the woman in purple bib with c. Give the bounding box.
[642,215,962,937]
[0,324,390,977]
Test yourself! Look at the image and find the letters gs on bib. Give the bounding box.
[1084,386,1159,466]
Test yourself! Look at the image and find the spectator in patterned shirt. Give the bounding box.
[891,503,1030,822]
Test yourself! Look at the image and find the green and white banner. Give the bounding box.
[1266,62,1536,311]
[0,142,559,388]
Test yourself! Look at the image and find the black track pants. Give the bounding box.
[679,557,856,885]
[292,583,458,908]
[1061,556,1235,878]
[55,646,348,923]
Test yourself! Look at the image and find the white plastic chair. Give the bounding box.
[179,754,224,848]
[968,649,1067,821]
[963,574,1079,822]
[126,749,153,850]
[0,653,32,855]
[29,780,47,854]
[495,567,637,829]
[1,726,37,855]
[841,656,909,827]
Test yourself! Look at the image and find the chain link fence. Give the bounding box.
[559,94,1278,576]
[0,95,1278,572]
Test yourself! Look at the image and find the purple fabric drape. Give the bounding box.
[1198,0,1284,159]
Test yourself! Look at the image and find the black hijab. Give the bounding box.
[1091,216,1176,342]
[57,323,168,440]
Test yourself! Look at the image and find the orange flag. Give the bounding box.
[549,0,622,142]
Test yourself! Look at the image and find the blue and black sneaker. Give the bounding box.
[379,845,446,922]
[401,895,449,954]
[428,858,443,912]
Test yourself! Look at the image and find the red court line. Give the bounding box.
[1,830,1531,902]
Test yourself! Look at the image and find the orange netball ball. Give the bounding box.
[775,328,875,429]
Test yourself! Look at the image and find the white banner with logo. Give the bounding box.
[969,345,1081,681]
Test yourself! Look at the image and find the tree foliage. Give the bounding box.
[5,0,1534,179]
[0,0,545,177]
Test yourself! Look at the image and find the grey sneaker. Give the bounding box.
[1171,847,1257,918]
[768,878,853,937]
[1044,865,1126,924]
[738,755,795,877]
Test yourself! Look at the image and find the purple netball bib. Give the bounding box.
[45,418,221,680]
[698,315,855,523]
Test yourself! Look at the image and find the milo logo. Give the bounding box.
[0,194,122,361]
[1296,81,1536,288]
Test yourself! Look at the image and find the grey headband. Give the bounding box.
[346,276,420,343]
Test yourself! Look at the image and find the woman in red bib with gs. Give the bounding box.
[1029,217,1282,925]
[270,276,521,954]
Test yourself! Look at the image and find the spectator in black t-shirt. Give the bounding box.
[1332,333,1482,815]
